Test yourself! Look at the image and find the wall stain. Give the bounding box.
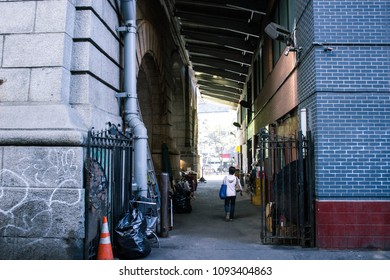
[0,149,82,245]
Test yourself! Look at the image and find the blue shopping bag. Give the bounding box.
[219,183,227,199]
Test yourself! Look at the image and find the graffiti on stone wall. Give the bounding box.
[0,149,82,243]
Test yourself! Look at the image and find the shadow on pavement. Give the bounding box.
[145,175,390,260]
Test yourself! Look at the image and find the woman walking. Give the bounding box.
[222,166,242,221]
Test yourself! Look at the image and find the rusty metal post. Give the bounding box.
[159,173,169,237]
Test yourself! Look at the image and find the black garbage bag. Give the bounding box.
[135,196,159,238]
[114,208,151,259]
[174,181,191,195]
[172,193,192,213]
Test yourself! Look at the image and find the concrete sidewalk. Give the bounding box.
[145,175,389,260]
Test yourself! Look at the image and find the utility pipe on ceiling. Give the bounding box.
[121,0,148,197]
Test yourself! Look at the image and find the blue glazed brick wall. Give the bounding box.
[297,0,390,200]
[313,0,389,44]
[297,8,316,103]
[315,46,389,92]
[316,93,390,199]
[296,0,317,132]
[312,0,389,94]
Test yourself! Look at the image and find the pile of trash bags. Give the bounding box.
[114,197,158,259]
[171,181,192,213]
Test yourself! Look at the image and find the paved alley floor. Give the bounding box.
[145,174,389,260]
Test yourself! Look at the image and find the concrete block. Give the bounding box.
[71,103,123,131]
[0,130,86,146]
[0,104,86,130]
[0,104,87,145]
[63,32,74,70]
[71,41,120,88]
[0,36,3,66]
[70,74,90,104]
[30,67,71,103]
[3,33,72,68]
[0,68,30,102]
[70,73,120,114]
[74,9,93,39]
[0,186,85,238]
[0,1,35,34]
[35,0,76,36]
[76,0,102,11]
[75,0,117,31]
[1,146,84,189]
[74,9,120,62]
[0,237,84,260]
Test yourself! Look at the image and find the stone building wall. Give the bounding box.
[0,0,88,259]
[0,0,198,259]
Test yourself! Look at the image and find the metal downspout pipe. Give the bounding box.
[121,0,148,197]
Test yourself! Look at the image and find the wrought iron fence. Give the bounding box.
[259,130,315,247]
[84,123,133,259]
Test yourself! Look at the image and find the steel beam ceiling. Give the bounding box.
[169,0,267,108]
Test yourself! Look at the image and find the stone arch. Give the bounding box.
[135,20,179,177]
[137,53,161,151]
[135,20,163,81]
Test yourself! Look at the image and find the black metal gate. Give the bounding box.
[84,123,133,259]
[259,130,315,247]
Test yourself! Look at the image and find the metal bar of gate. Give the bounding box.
[307,131,315,247]
[286,141,290,233]
[260,139,266,240]
[272,138,276,237]
[298,131,305,246]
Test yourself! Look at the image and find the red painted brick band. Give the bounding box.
[315,200,390,249]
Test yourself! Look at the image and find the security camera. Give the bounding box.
[239,100,251,109]
[264,22,293,46]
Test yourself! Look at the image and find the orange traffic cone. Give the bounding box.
[96,216,114,260]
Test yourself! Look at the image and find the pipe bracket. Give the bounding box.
[116,26,131,33]
[115,92,130,98]
[116,24,136,33]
